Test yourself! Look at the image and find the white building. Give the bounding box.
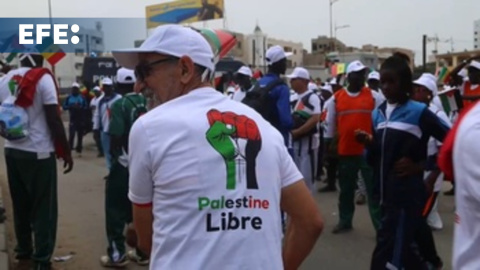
[245,25,304,69]
[475,19,480,49]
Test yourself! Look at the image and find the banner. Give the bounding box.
[81,57,120,89]
[146,0,224,29]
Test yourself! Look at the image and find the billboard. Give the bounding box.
[81,57,120,89]
[146,0,224,29]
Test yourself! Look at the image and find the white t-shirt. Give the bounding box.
[293,90,321,153]
[93,93,121,133]
[90,94,103,121]
[452,102,480,270]
[325,88,384,138]
[425,104,452,192]
[231,86,251,102]
[385,102,397,120]
[0,67,58,154]
[128,87,302,270]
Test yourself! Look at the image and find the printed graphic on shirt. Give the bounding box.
[206,109,262,190]
[203,109,268,232]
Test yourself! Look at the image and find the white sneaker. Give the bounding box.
[127,250,149,266]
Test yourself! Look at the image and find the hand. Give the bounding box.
[63,154,74,174]
[355,129,372,145]
[291,129,300,140]
[394,157,422,178]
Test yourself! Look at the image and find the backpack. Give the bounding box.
[122,95,147,153]
[242,78,285,123]
[0,75,29,141]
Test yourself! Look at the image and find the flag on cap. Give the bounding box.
[35,37,66,66]
[0,34,25,63]
[436,66,449,83]
[337,63,346,75]
[438,86,463,115]
[198,28,237,59]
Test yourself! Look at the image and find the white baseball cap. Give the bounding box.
[329,78,337,85]
[308,82,318,91]
[92,86,101,92]
[469,60,480,70]
[458,68,468,78]
[236,66,252,77]
[102,77,113,86]
[413,73,438,96]
[347,60,367,74]
[266,45,293,65]
[286,67,310,80]
[367,71,380,81]
[72,82,80,88]
[117,68,136,84]
[321,83,333,93]
[112,24,215,72]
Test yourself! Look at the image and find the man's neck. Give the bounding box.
[347,86,363,93]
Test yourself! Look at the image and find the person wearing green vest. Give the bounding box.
[100,68,149,268]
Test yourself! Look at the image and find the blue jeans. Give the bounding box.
[101,131,111,171]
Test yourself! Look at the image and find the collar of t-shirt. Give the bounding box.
[385,102,398,120]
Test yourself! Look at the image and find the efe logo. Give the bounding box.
[19,24,80,45]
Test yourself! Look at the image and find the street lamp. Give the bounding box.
[329,0,339,39]
[333,24,349,52]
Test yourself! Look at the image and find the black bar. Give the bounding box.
[423,34,427,72]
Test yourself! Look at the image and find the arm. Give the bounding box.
[93,99,101,130]
[282,181,323,269]
[462,95,480,101]
[324,97,336,139]
[62,96,69,111]
[420,108,450,143]
[39,75,73,173]
[128,119,154,256]
[108,101,125,156]
[278,144,323,269]
[275,85,293,130]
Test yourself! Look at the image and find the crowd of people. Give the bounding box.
[0,23,479,270]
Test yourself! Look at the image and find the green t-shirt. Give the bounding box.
[109,93,147,157]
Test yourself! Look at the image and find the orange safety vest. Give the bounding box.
[462,81,480,110]
[334,87,375,156]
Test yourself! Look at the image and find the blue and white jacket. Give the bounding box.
[367,100,450,208]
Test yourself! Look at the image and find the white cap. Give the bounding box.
[367,71,380,81]
[102,77,113,86]
[320,83,333,93]
[116,68,136,84]
[458,68,468,78]
[72,82,80,88]
[286,67,310,80]
[308,82,318,91]
[266,45,293,65]
[236,66,252,77]
[469,60,480,70]
[347,60,367,74]
[112,24,215,72]
[329,78,337,85]
[92,86,101,92]
[413,73,438,96]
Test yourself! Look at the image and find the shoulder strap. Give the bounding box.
[301,92,314,111]
[261,78,285,93]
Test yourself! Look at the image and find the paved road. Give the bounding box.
[0,137,455,270]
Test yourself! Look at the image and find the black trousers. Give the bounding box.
[371,205,428,270]
[68,122,83,153]
[326,156,339,188]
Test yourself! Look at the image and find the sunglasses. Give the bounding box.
[135,57,178,81]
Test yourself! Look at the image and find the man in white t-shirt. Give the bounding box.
[93,78,121,178]
[452,102,480,270]
[90,86,104,157]
[287,67,321,193]
[0,53,73,270]
[232,66,253,102]
[112,24,324,270]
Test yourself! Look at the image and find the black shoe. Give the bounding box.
[318,185,336,193]
[444,188,454,196]
[332,224,352,234]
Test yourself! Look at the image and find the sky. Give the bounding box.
[1,0,479,65]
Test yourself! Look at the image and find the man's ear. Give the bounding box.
[179,56,196,84]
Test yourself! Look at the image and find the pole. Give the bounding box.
[329,0,333,39]
[422,34,427,72]
[48,0,56,75]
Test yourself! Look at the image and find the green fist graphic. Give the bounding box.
[206,121,237,190]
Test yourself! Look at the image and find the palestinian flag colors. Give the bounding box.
[438,86,463,115]
[35,37,66,66]
[436,66,450,84]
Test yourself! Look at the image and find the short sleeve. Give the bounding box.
[37,74,58,105]
[128,119,154,204]
[372,90,385,107]
[108,100,125,137]
[309,93,321,114]
[324,96,337,138]
[279,145,303,188]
